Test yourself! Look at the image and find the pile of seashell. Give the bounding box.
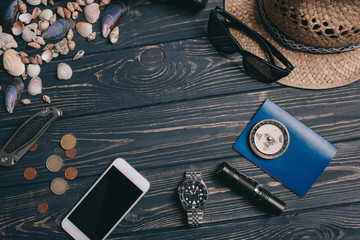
[1,0,130,113]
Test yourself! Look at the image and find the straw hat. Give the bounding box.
[225,0,360,89]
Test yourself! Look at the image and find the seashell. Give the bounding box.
[21,98,31,105]
[53,51,59,58]
[73,49,84,60]
[109,26,119,44]
[87,32,96,41]
[68,40,76,51]
[49,13,56,24]
[100,0,112,7]
[72,11,78,20]
[49,0,54,6]
[0,32,18,50]
[41,49,53,62]
[76,22,92,38]
[29,56,37,64]
[64,8,71,19]
[43,95,51,104]
[38,20,50,31]
[33,36,46,45]
[28,42,41,49]
[57,63,72,80]
[18,51,28,57]
[28,76,42,96]
[27,63,41,77]
[39,9,53,21]
[72,2,83,12]
[21,56,30,64]
[67,2,75,13]
[57,7,65,18]
[3,49,25,76]
[32,7,41,19]
[77,0,86,6]
[27,0,41,5]
[35,54,43,65]
[41,0,47,6]
[67,29,74,41]
[11,21,24,36]
[43,43,54,51]
[0,0,19,32]
[54,38,69,55]
[22,71,27,80]
[19,0,27,13]
[101,0,129,38]
[42,18,75,40]
[5,77,24,113]
[22,29,36,42]
[25,23,38,32]
[84,3,100,23]
[86,0,95,4]
[19,13,32,24]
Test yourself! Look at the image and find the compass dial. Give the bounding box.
[249,119,290,159]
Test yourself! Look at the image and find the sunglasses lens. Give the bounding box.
[243,55,283,83]
[208,12,238,54]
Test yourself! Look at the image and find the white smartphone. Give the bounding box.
[61,158,150,240]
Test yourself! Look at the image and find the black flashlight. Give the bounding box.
[216,162,286,215]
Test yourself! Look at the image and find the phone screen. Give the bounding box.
[67,166,143,240]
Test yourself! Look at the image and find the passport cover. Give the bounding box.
[233,99,338,197]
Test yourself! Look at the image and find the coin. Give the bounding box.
[65,148,77,159]
[29,143,38,152]
[46,155,63,172]
[24,167,37,180]
[50,178,68,195]
[65,167,78,180]
[60,134,77,150]
[37,202,48,214]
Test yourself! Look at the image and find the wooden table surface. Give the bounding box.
[1,0,360,239]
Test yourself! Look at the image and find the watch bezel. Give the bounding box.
[178,179,208,210]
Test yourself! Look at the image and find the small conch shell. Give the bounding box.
[76,22,92,37]
[43,95,51,104]
[27,63,41,77]
[67,29,74,41]
[21,98,31,105]
[19,0,27,13]
[3,49,25,76]
[57,62,72,80]
[57,6,65,18]
[68,40,76,51]
[67,2,75,13]
[38,20,50,31]
[27,0,41,5]
[41,49,53,62]
[87,32,96,41]
[84,3,100,23]
[28,76,42,96]
[72,2,83,12]
[73,50,84,60]
[109,26,119,44]
[41,0,48,6]
[39,9,53,21]
[49,13,57,24]
[28,42,41,49]
[11,21,24,36]
[19,13,32,24]
[63,8,71,19]
[77,0,86,6]
[32,7,42,19]
[72,11,79,20]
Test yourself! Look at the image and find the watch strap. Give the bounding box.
[187,209,204,227]
[185,171,201,180]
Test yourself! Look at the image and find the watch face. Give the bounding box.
[249,119,290,159]
[179,181,208,209]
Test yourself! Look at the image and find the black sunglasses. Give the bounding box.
[207,7,294,83]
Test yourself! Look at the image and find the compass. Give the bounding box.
[249,119,290,159]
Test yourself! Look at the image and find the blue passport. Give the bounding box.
[233,99,338,197]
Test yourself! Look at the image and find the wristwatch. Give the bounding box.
[177,171,208,227]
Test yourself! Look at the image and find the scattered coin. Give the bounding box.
[50,178,68,195]
[24,167,37,180]
[65,148,77,159]
[29,143,38,152]
[60,134,77,150]
[46,155,63,172]
[37,202,48,214]
[65,167,78,180]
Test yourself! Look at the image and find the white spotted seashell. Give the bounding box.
[57,63,72,80]
[19,13,32,24]
[3,49,25,76]
[84,3,100,23]
[27,64,41,77]
[28,76,42,96]
[39,9,53,21]
[27,0,41,5]
[76,22,92,38]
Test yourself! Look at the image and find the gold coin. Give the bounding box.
[65,167,78,180]
[37,202,48,214]
[46,155,63,172]
[24,167,37,180]
[60,134,77,150]
[50,178,68,195]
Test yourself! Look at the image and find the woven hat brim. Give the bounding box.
[225,0,360,89]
